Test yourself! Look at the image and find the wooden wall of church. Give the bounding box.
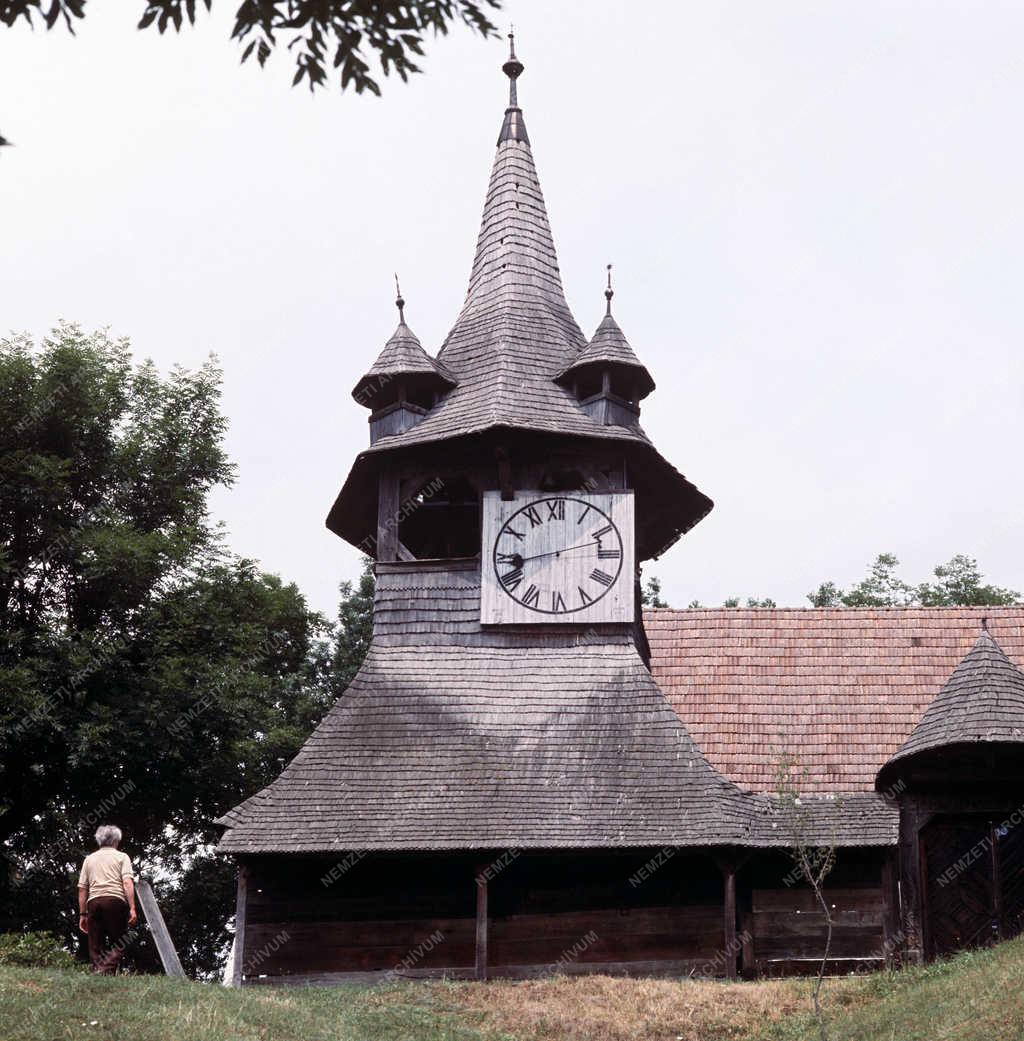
[235,848,892,984]
[738,849,892,977]
[237,850,729,984]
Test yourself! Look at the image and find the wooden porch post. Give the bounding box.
[475,864,489,981]
[880,848,899,967]
[230,864,248,988]
[723,864,738,979]
[713,852,745,979]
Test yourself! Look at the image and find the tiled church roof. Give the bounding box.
[880,628,1024,776]
[646,606,1024,795]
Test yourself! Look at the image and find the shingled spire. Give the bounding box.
[326,46,713,560]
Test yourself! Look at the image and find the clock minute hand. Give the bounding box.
[518,540,597,564]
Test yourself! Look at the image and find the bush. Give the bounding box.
[0,931,80,970]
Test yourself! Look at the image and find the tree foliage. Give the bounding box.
[639,575,667,608]
[331,556,375,693]
[0,323,339,977]
[0,0,500,95]
[808,553,1019,608]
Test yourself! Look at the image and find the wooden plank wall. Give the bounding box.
[739,849,889,976]
[239,850,727,983]
[243,854,475,980]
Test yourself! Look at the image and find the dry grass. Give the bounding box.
[413,973,867,1041]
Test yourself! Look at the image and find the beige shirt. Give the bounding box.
[78,848,133,904]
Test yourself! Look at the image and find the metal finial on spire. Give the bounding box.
[502,28,524,108]
[605,263,614,315]
[394,273,405,323]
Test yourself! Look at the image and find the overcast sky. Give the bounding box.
[3,1,1023,617]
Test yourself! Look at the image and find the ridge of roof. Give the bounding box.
[880,628,1024,773]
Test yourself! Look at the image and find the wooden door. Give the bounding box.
[996,819,1024,941]
[921,816,997,958]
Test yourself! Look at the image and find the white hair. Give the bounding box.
[95,825,122,848]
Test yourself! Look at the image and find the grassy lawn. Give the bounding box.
[0,966,494,1041]
[3,938,1023,1041]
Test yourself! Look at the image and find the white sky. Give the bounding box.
[3,1,1023,617]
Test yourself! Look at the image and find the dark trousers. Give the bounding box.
[87,896,129,974]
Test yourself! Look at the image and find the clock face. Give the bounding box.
[480,491,635,624]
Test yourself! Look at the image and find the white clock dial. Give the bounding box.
[492,497,623,614]
[480,491,635,624]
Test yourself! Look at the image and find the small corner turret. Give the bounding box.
[351,280,456,444]
[556,266,655,428]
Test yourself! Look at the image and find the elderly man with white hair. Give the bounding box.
[77,825,138,973]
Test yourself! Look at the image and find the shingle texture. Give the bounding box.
[361,134,649,452]
[882,629,1024,771]
[351,320,455,404]
[326,69,713,558]
[646,607,1024,796]
[217,563,756,853]
[558,312,655,398]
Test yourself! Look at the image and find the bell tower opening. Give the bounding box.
[399,475,481,560]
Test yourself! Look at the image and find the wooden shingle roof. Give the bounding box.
[880,628,1024,775]
[360,95,638,453]
[326,51,713,559]
[351,319,455,405]
[557,312,656,399]
[217,562,757,853]
[646,606,1024,796]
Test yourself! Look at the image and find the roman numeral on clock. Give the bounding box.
[590,569,614,587]
[520,584,540,608]
[501,568,524,592]
[496,552,520,564]
[591,524,613,541]
[597,547,620,559]
[503,526,525,542]
[578,585,594,606]
[551,590,567,612]
[546,499,565,521]
[523,506,543,528]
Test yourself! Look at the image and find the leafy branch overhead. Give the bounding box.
[0,0,501,94]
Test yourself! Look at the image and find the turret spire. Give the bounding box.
[503,29,523,106]
[394,273,405,323]
[605,263,614,315]
[498,31,529,145]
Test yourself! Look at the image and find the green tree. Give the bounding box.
[808,553,1019,608]
[723,596,777,608]
[0,1,499,99]
[0,324,334,976]
[640,575,667,608]
[917,554,1019,607]
[331,556,375,693]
